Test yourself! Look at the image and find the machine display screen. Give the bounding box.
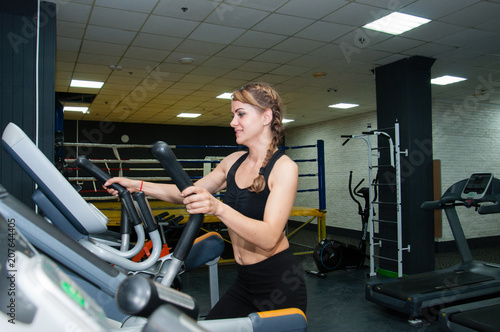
[461,173,494,199]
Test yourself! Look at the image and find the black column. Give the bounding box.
[374,56,435,275]
[0,1,56,206]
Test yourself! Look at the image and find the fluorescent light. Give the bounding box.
[177,113,201,118]
[63,106,88,113]
[363,12,430,35]
[329,103,359,109]
[431,75,467,85]
[216,93,232,99]
[70,79,104,89]
[283,119,295,123]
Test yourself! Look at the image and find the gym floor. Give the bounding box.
[181,230,500,332]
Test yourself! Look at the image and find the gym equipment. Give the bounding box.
[0,205,213,332]
[342,122,408,277]
[366,173,500,320]
[0,144,308,331]
[309,171,371,276]
[66,139,328,256]
[439,297,500,332]
[0,185,307,331]
[1,122,222,309]
[0,184,200,328]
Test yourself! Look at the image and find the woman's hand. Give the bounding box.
[180,186,222,216]
[103,177,141,196]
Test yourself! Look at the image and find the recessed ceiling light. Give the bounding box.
[70,79,104,89]
[329,103,359,109]
[283,119,295,123]
[363,12,430,35]
[216,93,233,100]
[177,113,201,118]
[431,75,467,85]
[179,57,195,64]
[63,106,89,113]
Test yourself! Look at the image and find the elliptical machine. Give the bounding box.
[309,171,374,277]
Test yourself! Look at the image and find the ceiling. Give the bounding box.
[53,0,500,128]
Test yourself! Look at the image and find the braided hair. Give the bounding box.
[232,82,285,193]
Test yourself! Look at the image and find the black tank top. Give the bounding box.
[223,150,285,220]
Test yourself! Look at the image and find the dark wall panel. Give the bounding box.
[375,56,435,275]
[0,1,56,206]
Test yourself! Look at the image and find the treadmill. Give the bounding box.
[439,297,500,332]
[366,173,500,319]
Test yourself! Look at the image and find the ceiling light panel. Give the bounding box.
[328,103,359,109]
[363,12,431,35]
[70,79,104,88]
[177,113,201,118]
[431,75,467,85]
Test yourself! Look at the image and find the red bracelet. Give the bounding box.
[139,180,143,191]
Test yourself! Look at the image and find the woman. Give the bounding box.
[104,82,307,319]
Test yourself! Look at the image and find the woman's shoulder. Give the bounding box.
[273,153,298,173]
[218,150,248,170]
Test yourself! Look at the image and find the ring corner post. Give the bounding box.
[316,140,326,240]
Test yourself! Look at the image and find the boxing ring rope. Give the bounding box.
[64,141,326,257]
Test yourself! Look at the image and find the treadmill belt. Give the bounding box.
[450,304,500,332]
[374,271,495,301]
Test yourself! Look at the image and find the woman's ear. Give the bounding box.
[263,108,273,126]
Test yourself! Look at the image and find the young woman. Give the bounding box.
[104,82,307,319]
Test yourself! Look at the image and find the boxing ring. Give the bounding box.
[64,141,326,259]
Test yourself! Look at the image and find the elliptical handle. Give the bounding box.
[76,155,142,226]
[151,141,204,262]
[151,141,192,192]
[349,171,363,213]
[76,156,119,190]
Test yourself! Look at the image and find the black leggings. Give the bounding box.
[205,248,307,320]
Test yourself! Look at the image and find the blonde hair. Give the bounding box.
[232,82,285,193]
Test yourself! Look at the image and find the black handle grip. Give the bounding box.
[120,204,131,235]
[76,155,142,226]
[421,200,442,210]
[133,191,158,233]
[151,141,204,262]
[116,275,199,320]
[151,142,192,192]
[76,156,123,192]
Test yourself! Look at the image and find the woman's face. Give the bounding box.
[230,100,266,145]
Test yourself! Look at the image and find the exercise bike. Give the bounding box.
[309,171,374,277]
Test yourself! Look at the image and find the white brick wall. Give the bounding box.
[432,99,500,242]
[286,100,500,243]
[286,111,378,233]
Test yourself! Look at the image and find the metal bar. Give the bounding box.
[373,255,398,262]
[395,121,404,277]
[316,140,326,211]
[373,237,398,243]
[372,219,397,224]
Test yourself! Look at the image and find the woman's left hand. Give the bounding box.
[180,186,221,216]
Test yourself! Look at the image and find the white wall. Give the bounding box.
[432,99,500,242]
[286,100,500,243]
[286,111,378,233]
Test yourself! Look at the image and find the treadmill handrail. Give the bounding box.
[421,177,500,214]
